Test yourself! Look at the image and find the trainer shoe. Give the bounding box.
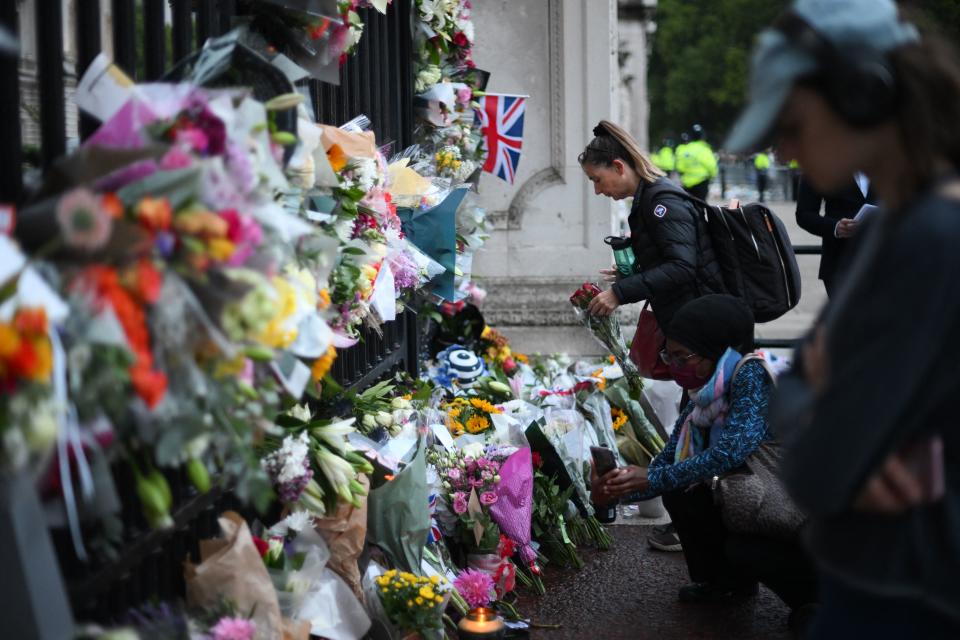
[647,523,682,552]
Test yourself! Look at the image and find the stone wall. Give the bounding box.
[471,0,622,355]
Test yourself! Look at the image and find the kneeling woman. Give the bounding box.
[592,295,815,616]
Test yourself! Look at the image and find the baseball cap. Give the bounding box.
[725,0,919,153]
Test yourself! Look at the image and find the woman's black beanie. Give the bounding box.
[664,294,755,361]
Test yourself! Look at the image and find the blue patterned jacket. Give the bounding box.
[627,359,773,501]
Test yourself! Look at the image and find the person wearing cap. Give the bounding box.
[675,124,718,201]
[591,295,816,626]
[728,0,960,636]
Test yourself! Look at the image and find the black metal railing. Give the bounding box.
[4,0,418,626]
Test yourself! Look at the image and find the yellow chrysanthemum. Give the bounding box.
[481,325,493,339]
[415,597,424,606]
[466,415,490,434]
[311,345,338,382]
[419,586,435,600]
[430,575,440,585]
[611,407,628,431]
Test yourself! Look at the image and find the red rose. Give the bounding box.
[531,451,543,468]
[453,32,469,47]
[252,535,269,557]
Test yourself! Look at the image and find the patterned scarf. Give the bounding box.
[674,348,742,463]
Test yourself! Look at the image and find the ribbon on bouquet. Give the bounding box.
[52,331,96,561]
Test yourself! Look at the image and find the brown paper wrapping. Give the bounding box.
[314,474,369,599]
[318,125,377,159]
[184,511,310,640]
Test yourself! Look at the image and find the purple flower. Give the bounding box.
[452,491,468,515]
[154,231,176,258]
[208,616,256,640]
[480,491,498,506]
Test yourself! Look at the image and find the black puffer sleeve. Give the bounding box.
[612,193,699,304]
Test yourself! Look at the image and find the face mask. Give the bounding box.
[669,362,711,390]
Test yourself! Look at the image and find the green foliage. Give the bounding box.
[648,0,960,148]
[648,0,789,146]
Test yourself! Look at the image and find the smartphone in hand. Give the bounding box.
[591,445,618,477]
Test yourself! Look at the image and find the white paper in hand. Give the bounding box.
[853,203,878,223]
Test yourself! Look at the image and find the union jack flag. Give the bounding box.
[477,93,527,184]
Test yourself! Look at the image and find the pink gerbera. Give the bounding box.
[454,568,495,609]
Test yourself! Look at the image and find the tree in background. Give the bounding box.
[648,0,787,150]
[647,0,960,152]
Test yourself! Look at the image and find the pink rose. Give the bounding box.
[480,491,498,506]
[452,492,468,515]
[447,468,462,481]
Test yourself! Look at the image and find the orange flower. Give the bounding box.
[101,192,125,219]
[514,353,529,364]
[135,196,173,232]
[133,259,163,304]
[327,144,348,173]
[174,210,228,237]
[318,288,331,311]
[311,345,338,382]
[207,237,236,262]
[28,337,53,381]
[8,339,39,380]
[130,363,168,409]
[13,308,47,336]
[0,324,21,359]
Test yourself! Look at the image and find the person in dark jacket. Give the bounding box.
[727,0,960,636]
[795,174,876,297]
[592,295,816,628]
[578,120,724,331]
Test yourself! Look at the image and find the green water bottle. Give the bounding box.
[604,236,636,277]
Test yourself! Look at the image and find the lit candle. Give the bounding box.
[457,607,506,640]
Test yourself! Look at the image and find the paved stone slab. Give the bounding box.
[517,525,793,640]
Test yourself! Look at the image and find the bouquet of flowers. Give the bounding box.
[264,405,374,516]
[375,570,448,638]
[569,282,644,397]
[531,453,583,570]
[427,445,504,553]
[441,396,502,437]
[0,305,58,470]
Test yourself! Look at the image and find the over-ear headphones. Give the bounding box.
[775,11,898,128]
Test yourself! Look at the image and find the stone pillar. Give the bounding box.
[472,0,621,356]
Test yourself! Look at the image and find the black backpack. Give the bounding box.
[641,182,801,323]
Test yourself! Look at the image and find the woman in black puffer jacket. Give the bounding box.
[580,120,724,330]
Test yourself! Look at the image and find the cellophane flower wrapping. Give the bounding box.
[487,446,536,565]
[569,283,644,397]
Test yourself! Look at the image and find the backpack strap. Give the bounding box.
[639,179,708,296]
[731,353,777,387]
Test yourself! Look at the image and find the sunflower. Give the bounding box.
[469,398,501,414]
[465,415,490,433]
[611,407,628,431]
